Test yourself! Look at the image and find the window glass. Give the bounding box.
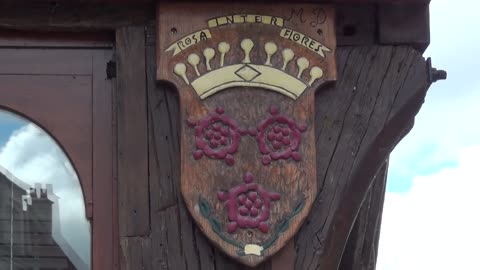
[0,110,90,270]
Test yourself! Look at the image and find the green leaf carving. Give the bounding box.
[199,197,211,218]
[292,200,305,216]
[210,218,222,234]
[276,218,289,233]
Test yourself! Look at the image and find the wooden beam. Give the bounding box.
[378,3,430,51]
[0,3,154,31]
[0,3,430,49]
[0,0,430,3]
[336,4,376,45]
[92,49,116,270]
[339,161,388,270]
[120,237,152,270]
[295,46,429,269]
[116,26,150,237]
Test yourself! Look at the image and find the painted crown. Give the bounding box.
[173,39,324,100]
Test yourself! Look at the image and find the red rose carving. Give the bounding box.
[189,107,241,166]
[257,106,307,165]
[218,172,281,233]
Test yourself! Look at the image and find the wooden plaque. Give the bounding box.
[157,3,336,266]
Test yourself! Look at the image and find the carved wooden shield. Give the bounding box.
[157,3,336,266]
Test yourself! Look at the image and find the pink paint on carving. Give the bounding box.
[216,107,225,114]
[248,127,258,136]
[188,107,241,165]
[238,128,248,136]
[193,150,204,160]
[262,155,272,165]
[259,222,269,233]
[187,118,197,128]
[244,172,254,183]
[270,105,279,115]
[225,154,235,166]
[227,222,238,233]
[292,152,302,161]
[256,106,307,165]
[218,172,281,234]
[250,208,259,217]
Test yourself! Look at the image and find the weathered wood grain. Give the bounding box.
[120,237,152,270]
[336,5,376,46]
[295,46,428,270]
[271,240,296,270]
[116,26,150,237]
[0,3,153,31]
[0,3,429,52]
[379,3,430,51]
[339,161,388,270]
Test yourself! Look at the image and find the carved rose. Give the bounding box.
[218,172,281,233]
[256,106,307,165]
[189,107,241,166]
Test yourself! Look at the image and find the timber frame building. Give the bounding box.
[0,0,443,269]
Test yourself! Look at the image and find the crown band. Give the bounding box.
[192,64,306,99]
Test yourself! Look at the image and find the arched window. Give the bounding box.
[0,33,116,270]
[0,110,90,270]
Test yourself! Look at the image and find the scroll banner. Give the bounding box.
[166,29,212,56]
[279,28,331,58]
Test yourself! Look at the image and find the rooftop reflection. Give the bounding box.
[0,110,90,270]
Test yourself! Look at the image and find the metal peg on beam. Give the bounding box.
[426,57,447,84]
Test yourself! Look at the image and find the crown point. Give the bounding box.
[174,63,190,85]
[241,38,254,50]
[264,42,278,66]
[218,42,231,67]
[187,53,201,76]
[265,42,277,53]
[241,38,254,63]
[204,48,215,58]
[203,48,216,71]
[218,42,230,53]
[309,66,324,86]
[296,57,310,78]
[281,48,295,70]
[187,53,200,66]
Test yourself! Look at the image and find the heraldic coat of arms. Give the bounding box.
[157,3,336,266]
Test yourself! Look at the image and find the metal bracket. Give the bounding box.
[106,60,117,79]
[426,57,447,84]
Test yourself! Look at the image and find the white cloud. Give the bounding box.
[0,123,90,268]
[378,145,480,270]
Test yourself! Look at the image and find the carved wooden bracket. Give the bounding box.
[149,39,431,270]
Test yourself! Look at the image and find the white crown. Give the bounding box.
[173,39,324,100]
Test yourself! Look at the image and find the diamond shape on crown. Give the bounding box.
[235,65,262,82]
